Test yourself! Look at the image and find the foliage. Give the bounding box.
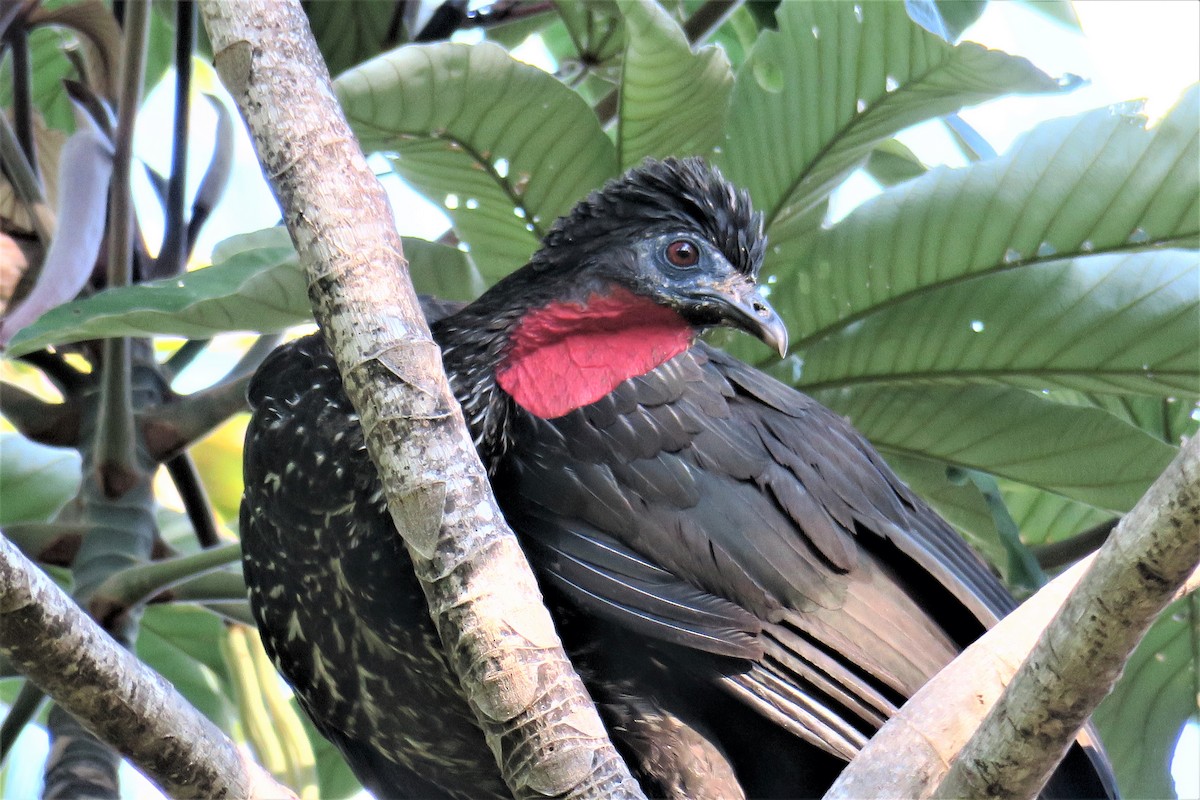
[0,1,1195,798]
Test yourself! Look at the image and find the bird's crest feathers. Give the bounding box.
[536,157,766,277]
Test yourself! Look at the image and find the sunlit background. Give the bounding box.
[3,2,1197,798]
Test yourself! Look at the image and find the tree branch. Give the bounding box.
[1031,518,1117,570]
[197,2,644,797]
[826,434,1200,799]
[0,532,296,799]
[934,433,1200,799]
[0,381,81,447]
[93,0,149,495]
[141,371,251,461]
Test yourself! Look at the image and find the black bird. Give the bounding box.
[241,158,1116,799]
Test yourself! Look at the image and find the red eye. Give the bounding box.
[666,240,699,267]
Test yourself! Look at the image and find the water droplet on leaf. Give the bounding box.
[753,54,784,93]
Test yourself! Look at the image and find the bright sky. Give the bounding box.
[4,3,1197,799]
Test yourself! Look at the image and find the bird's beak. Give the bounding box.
[697,283,789,359]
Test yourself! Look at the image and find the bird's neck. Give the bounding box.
[495,288,693,419]
[435,286,693,461]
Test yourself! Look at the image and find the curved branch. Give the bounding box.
[89,542,241,626]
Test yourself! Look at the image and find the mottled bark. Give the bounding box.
[0,533,294,799]
[827,434,1200,800]
[196,2,644,798]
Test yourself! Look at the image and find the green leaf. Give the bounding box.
[551,1,626,65]
[615,0,733,168]
[0,0,123,134]
[0,434,81,525]
[305,0,402,78]
[812,384,1177,512]
[403,237,488,302]
[299,700,363,799]
[950,468,1046,593]
[865,139,927,186]
[933,1,988,40]
[337,42,618,280]
[5,228,306,355]
[770,85,1200,348]
[797,251,1199,398]
[1094,594,1199,799]
[137,605,235,731]
[1000,480,1113,548]
[720,2,1059,244]
[4,228,481,353]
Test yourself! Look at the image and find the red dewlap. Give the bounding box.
[496,288,693,419]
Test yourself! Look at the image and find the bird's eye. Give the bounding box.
[665,240,700,267]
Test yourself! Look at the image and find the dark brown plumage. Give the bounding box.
[241,158,1116,799]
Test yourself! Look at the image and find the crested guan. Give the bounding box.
[241,157,1117,799]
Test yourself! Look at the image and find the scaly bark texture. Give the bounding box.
[0,533,292,799]
[826,434,1200,800]
[196,2,643,797]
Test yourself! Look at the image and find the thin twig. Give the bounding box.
[153,0,196,279]
[9,24,37,182]
[164,453,222,548]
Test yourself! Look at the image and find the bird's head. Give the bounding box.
[444,157,788,421]
[527,157,788,358]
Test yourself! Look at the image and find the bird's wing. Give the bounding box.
[503,344,1014,755]
[241,335,509,799]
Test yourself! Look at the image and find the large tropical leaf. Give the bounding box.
[304,0,402,78]
[719,1,1060,244]
[797,250,1199,398]
[615,0,732,168]
[812,384,1176,512]
[4,229,479,354]
[0,434,82,525]
[336,42,618,280]
[1094,594,1199,799]
[5,229,305,355]
[137,605,235,732]
[768,85,1199,348]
